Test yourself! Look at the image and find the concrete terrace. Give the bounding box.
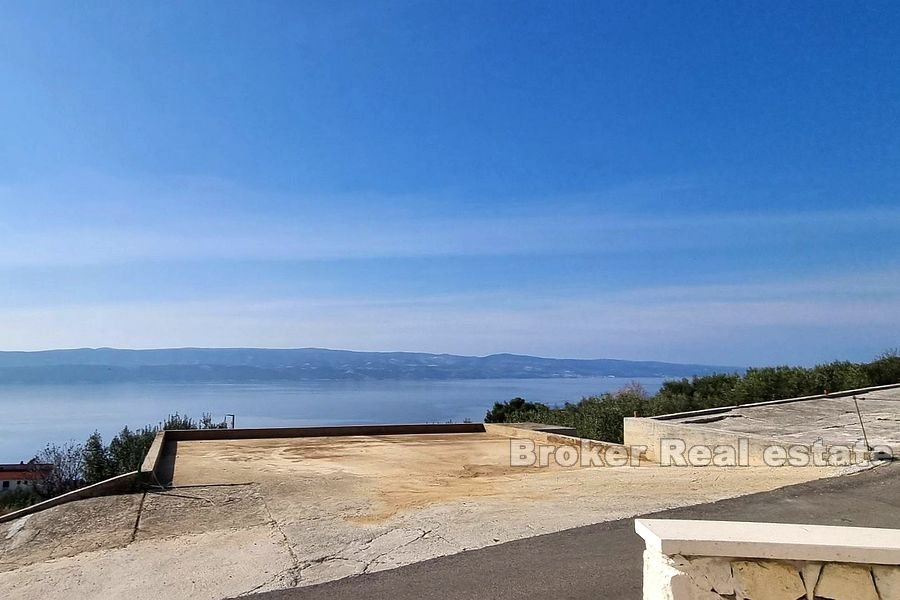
[0,423,850,600]
[243,463,900,600]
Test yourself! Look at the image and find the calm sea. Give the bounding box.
[0,377,664,460]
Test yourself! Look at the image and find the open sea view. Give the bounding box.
[2,4,898,597]
[0,377,665,460]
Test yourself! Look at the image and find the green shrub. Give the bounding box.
[864,350,900,386]
[0,488,43,515]
[485,397,552,423]
[484,351,900,443]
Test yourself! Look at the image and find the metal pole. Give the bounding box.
[853,396,871,451]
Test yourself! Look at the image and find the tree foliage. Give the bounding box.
[16,412,234,499]
[83,431,113,484]
[33,442,84,497]
[484,397,551,423]
[0,487,42,516]
[80,413,228,485]
[485,351,900,443]
[864,350,900,386]
[5,412,231,512]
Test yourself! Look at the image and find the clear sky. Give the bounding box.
[1,1,898,366]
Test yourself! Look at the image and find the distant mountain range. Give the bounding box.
[0,348,741,384]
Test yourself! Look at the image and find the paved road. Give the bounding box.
[246,464,900,600]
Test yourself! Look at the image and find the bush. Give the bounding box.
[485,397,553,423]
[484,351,900,443]
[33,442,84,497]
[864,350,900,386]
[0,488,43,515]
[83,432,114,484]
[161,412,227,430]
[39,412,232,491]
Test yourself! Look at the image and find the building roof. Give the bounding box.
[0,463,53,480]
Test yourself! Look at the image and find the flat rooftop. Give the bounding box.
[0,426,851,600]
[659,385,900,452]
[242,463,900,600]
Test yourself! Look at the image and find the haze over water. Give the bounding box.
[0,377,664,460]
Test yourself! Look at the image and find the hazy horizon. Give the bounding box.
[0,344,893,370]
[0,345,733,358]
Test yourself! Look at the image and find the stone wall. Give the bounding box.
[643,548,900,600]
[636,519,900,600]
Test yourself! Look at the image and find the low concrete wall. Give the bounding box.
[485,423,635,457]
[485,423,577,443]
[0,471,139,523]
[164,422,486,442]
[489,422,579,437]
[140,431,167,476]
[636,519,900,599]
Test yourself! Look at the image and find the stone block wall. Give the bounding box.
[643,548,900,600]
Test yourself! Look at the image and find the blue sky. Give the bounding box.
[0,1,898,365]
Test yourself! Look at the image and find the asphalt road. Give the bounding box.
[245,463,900,600]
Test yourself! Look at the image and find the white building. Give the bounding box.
[0,462,52,493]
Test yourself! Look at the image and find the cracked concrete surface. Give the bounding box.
[0,431,851,599]
[665,386,900,452]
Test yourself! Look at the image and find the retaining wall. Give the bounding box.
[636,518,900,600]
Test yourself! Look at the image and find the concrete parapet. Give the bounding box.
[485,422,638,458]
[139,430,166,479]
[164,422,486,442]
[0,471,139,524]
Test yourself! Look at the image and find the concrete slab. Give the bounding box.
[0,494,142,570]
[243,463,900,600]
[662,387,900,451]
[0,429,855,600]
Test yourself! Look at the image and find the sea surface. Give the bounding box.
[0,377,664,460]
